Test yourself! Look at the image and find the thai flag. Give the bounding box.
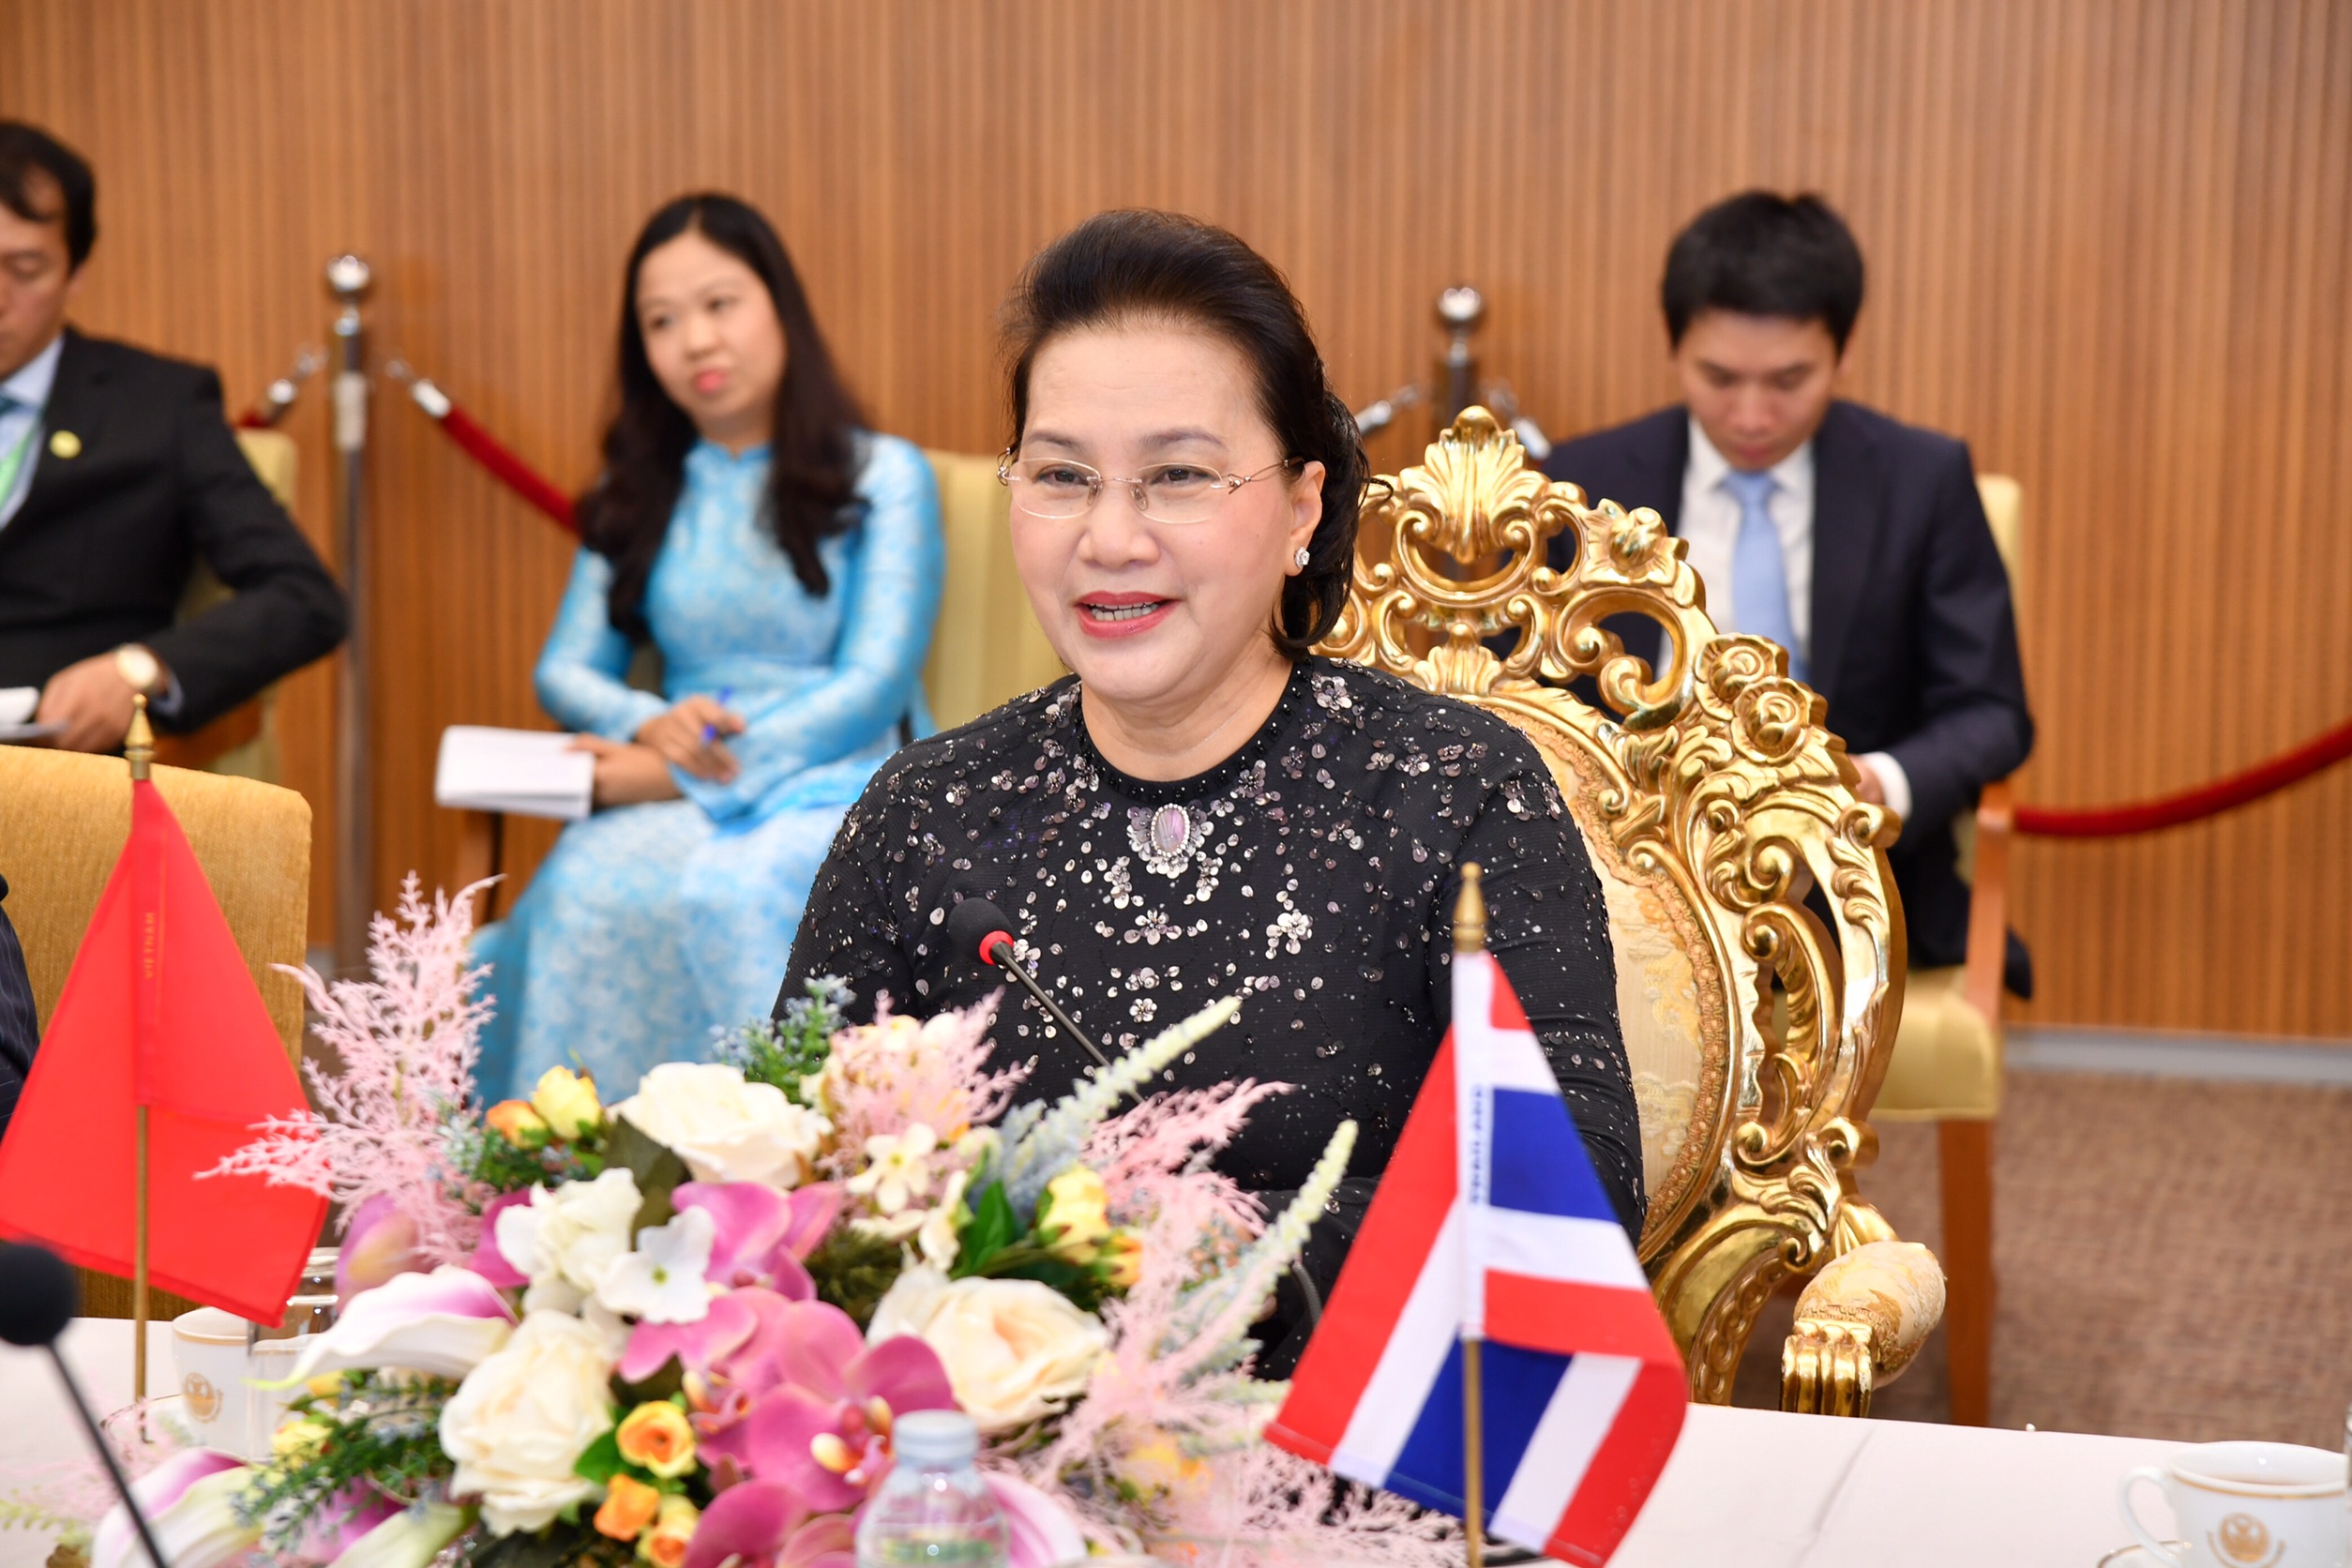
[1266,948,1686,1566]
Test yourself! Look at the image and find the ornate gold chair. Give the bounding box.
[1319,409,1945,1415]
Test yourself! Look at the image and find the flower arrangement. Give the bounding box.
[45,881,1459,1568]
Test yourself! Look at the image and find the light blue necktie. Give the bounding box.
[1723,468,1809,685]
[0,394,36,529]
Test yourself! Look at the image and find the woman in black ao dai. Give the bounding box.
[781,214,1644,1339]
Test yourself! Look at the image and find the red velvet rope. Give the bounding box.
[2013,713,2352,837]
[400,384,2352,837]
[433,400,579,533]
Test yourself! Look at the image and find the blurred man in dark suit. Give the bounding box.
[0,877,35,1142]
[0,120,346,754]
[1542,191,2034,994]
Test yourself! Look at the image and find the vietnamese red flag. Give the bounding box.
[0,776,324,1323]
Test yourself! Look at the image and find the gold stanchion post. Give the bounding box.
[125,694,155,1402]
[1455,864,1489,1568]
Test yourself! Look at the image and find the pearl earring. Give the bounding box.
[1294,547,1312,569]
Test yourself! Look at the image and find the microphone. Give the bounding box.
[0,1242,175,1567]
[946,897,1112,1071]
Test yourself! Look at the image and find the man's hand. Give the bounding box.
[1849,754,1887,806]
[633,696,743,783]
[35,654,143,753]
[571,735,684,807]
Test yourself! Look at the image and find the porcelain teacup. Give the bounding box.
[2119,1440,2346,1568]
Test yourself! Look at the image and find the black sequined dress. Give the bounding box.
[782,657,1644,1248]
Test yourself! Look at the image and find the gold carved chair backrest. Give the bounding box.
[1318,409,1908,1400]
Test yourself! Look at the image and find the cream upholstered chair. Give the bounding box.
[147,428,300,779]
[1320,409,1945,1415]
[450,450,1064,908]
[919,449,1066,728]
[0,745,312,1317]
[1866,472,2023,1426]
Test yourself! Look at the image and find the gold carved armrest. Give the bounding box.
[1781,1240,1947,1417]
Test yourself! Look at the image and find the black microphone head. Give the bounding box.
[0,1241,81,1347]
[946,897,1016,969]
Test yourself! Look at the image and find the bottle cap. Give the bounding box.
[893,1409,978,1469]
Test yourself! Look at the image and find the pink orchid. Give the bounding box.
[335,1193,422,1305]
[465,1187,533,1289]
[987,1471,1089,1568]
[694,1299,956,1508]
[683,1482,855,1568]
[675,1181,839,1290]
[286,1484,400,1565]
[623,1289,759,1384]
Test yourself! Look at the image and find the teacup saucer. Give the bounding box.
[2097,1545,2187,1566]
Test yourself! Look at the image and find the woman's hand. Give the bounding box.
[571,735,685,807]
[633,696,745,783]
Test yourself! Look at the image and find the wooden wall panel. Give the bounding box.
[4,0,2347,1036]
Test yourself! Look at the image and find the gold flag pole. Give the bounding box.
[1455,864,1488,1568]
[126,695,154,1403]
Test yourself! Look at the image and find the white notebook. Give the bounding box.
[434,726,596,821]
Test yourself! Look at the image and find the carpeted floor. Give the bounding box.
[1732,1069,2352,1447]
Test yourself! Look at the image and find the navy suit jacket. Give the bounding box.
[1539,400,2034,992]
[0,329,348,731]
[0,876,38,1143]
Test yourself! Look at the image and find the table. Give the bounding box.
[0,1320,2188,1568]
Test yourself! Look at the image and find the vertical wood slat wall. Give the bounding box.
[4,0,2347,1038]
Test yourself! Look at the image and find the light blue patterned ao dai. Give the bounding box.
[474,434,943,1100]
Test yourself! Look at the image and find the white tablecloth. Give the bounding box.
[0,1320,2186,1568]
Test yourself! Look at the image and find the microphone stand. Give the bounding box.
[984,940,1112,1071]
[47,1343,173,1568]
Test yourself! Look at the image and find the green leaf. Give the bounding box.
[604,1114,688,1233]
[572,1428,625,1485]
[973,1244,1103,1310]
[806,1226,907,1330]
[469,1520,632,1568]
[953,1181,1020,1278]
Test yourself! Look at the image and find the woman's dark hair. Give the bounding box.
[1002,209,1367,658]
[578,193,866,637]
[1661,190,1867,353]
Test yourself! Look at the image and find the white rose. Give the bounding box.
[495,1168,641,1315]
[440,1311,617,1535]
[615,1063,831,1187]
[867,1266,1108,1432]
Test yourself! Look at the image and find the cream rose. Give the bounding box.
[867,1266,1108,1432]
[495,1168,641,1315]
[440,1310,617,1535]
[615,1063,830,1187]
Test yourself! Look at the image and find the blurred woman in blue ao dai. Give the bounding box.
[475,193,942,1099]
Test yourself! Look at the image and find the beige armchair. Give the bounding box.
[147,427,300,778]
[0,744,312,1318]
[1866,473,2024,1425]
[1320,410,1943,1415]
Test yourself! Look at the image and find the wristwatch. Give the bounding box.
[113,643,166,700]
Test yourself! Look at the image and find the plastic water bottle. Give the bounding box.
[856,1410,1008,1568]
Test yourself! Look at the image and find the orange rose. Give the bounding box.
[615,1400,697,1480]
[594,1473,661,1541]
[486,1099,551,1150]
[640,1495,699,1568]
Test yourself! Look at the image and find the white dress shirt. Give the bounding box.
[0,330,64,529]
[1680,415,1912,822]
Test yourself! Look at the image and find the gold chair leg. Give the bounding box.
[1939,1118,1996,1425]
[1782,1319,1874,1417]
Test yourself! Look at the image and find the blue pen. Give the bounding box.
[701,686,733,746]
